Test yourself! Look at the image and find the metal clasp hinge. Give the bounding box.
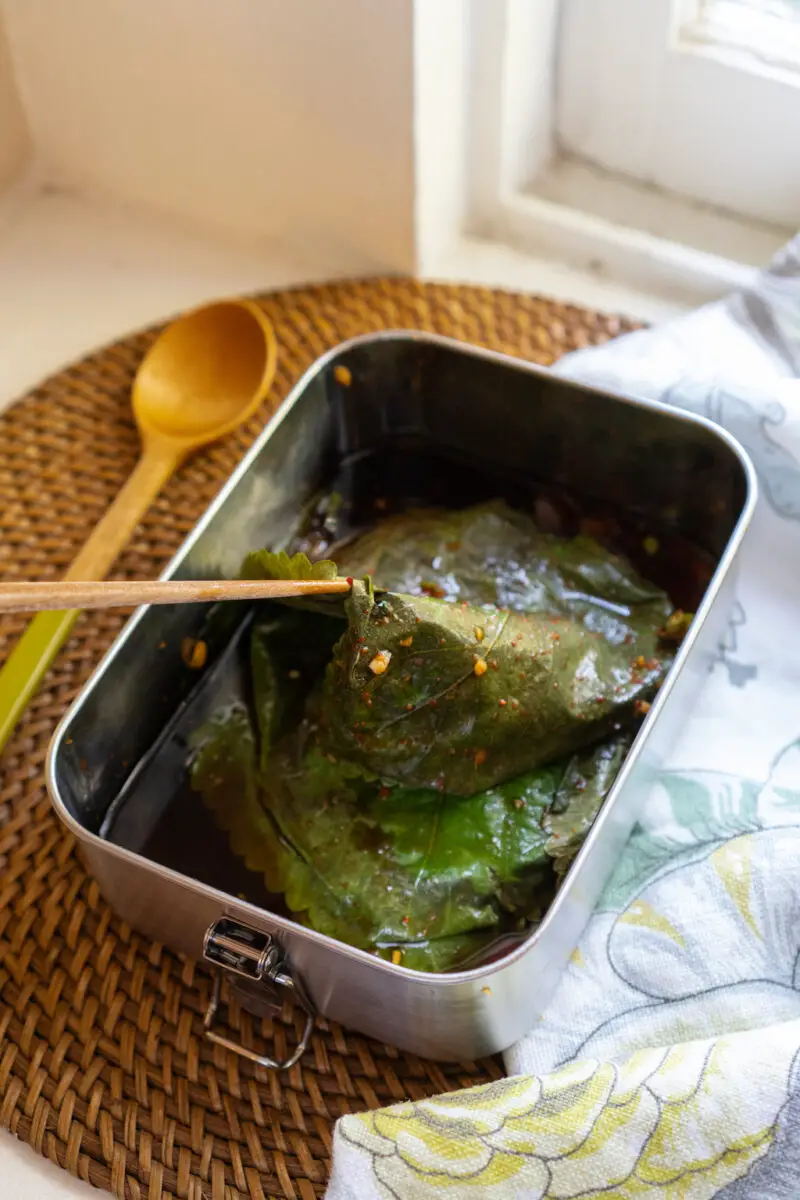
[202,917,314,1071]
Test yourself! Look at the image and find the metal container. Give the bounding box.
[47,332,756,1064]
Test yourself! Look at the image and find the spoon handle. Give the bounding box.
[0,442,179,755]
[0,577,352,614]
[67,442,180,579]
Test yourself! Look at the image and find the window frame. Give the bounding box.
[460,0,795,309]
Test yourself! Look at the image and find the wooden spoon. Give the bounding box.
[0,298,278,754]
[0,578,351,614]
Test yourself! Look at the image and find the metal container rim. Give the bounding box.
[46,329,759,987]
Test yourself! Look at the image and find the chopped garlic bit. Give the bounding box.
[181,637,207,669]
[368,650,392,675]
[473,658,488,677]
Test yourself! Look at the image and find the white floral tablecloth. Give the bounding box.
[327,236,800,1199]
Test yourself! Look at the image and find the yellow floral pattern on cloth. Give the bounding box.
[331,1021,798,1199]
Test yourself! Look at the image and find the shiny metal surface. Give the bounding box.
[47,332,757,1062]
[202,917,315,1071]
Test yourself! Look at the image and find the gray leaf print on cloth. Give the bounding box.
[713,600,758,688]
[661,381,800,521]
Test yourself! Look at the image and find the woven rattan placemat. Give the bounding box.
[0,279,635,1199]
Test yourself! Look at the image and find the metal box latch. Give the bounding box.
[203,917,314,1070]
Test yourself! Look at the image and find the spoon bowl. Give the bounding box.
[133,299,277,448]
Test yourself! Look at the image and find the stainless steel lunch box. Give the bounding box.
[47,332,756,1065]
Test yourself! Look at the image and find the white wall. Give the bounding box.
[413,0,469,272]
[0,9,27,191]
[0,0,416,273]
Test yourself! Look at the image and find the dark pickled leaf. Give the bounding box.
[337,502,665,623]
[316,579,667,794]
[192,674,629,972]
[191,501,671,972]
[544,737,630,874]
[250,610,343,770]
[192,699,567,971]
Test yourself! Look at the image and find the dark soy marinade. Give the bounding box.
[102,443,710,972]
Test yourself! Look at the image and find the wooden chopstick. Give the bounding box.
[0,578,352,614]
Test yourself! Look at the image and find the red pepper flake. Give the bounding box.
[402,915,410,926]
[552,633,560,641]
[429,699,438,707]
[421,581,446,599]
[595,696,605,704]
[358,635,366,643]
[405,703,414,711]
[399,636,413,647]
[379,787,391,798]
[474,748,487,766]
[498,699,507,707]
[346,576,354,586]
[511,699,519,709]
[361,647,369,655]
[520,671,526,679]
[635,699,652,716]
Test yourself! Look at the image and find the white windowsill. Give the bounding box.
[0,178,713,418]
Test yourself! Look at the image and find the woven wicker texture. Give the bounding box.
[0,279,636,1199]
